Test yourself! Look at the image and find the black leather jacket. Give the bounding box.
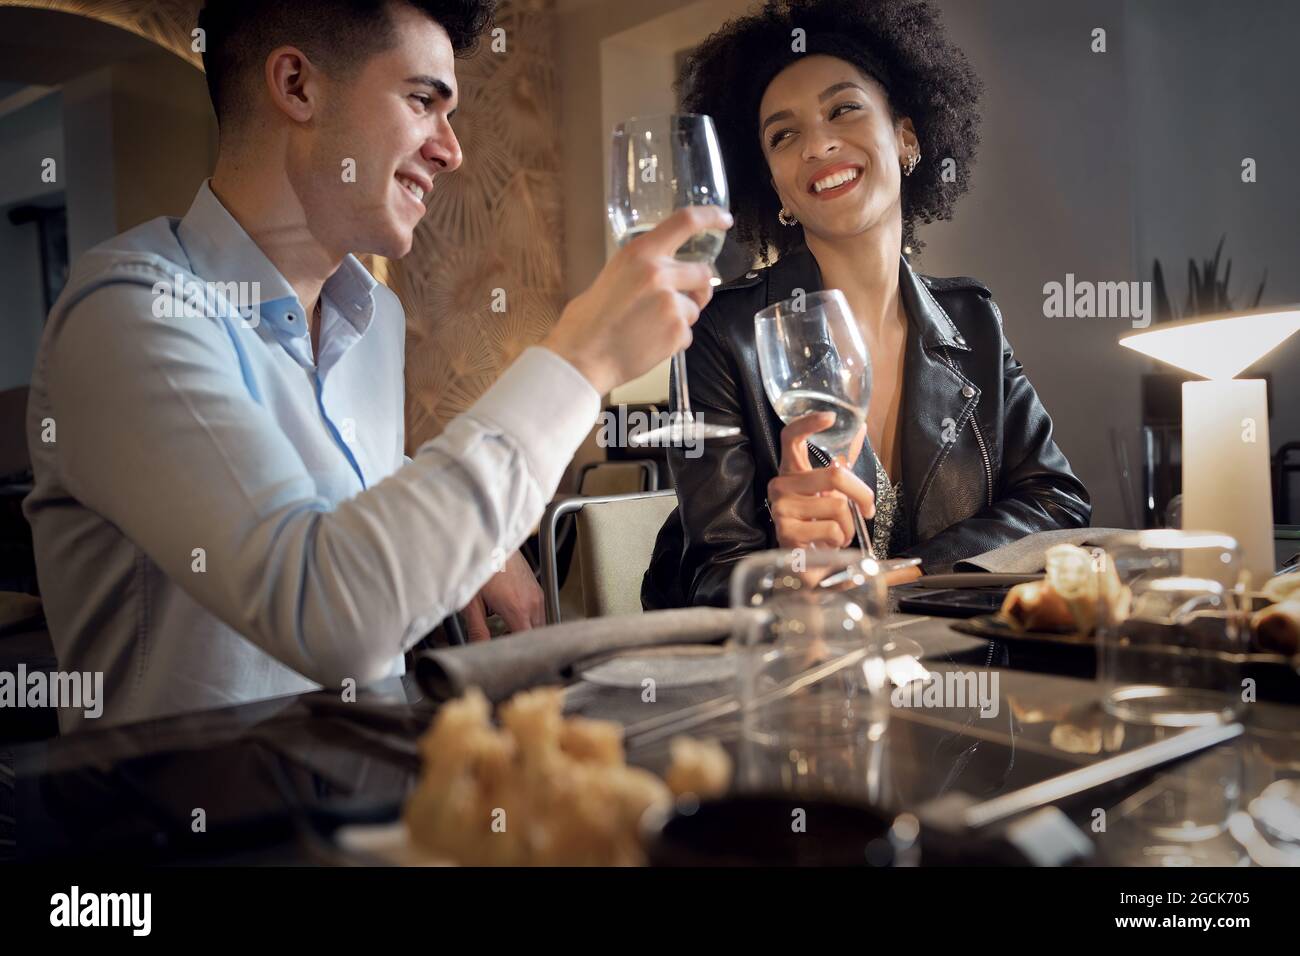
[642,247,1091,609]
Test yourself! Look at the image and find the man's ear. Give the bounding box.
[264,46,319,123]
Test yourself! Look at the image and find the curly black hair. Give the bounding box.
[679,0,981,262]
[199,0,497,128]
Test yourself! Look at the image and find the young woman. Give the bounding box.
[644,0,1090,609]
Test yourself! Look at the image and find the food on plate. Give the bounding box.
[999,579,1076,633]
[1262,572,1300,605]
[1254,600,1300,656]
[664,736,732,798]
[403,687,731,866]
[999,544,1128,635]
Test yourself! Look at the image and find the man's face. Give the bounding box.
[293,2,463,260]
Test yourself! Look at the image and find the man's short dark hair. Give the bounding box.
[198,0,496,128]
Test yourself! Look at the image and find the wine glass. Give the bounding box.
[754,289,881,558]
[1096,530,1248,727]
[730,548,893,801]
[607,114,739,446]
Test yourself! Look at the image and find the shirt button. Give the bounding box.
[961,385,975,399]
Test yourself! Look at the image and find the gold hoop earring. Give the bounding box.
[778,207,799,227]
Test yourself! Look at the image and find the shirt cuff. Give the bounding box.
[463,345,601,491]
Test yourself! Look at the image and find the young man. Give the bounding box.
[23,0,729,731]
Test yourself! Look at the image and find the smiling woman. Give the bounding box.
[643,0,1091,609]
[683,0,981,261]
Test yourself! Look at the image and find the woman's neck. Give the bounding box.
[804,217,903,335]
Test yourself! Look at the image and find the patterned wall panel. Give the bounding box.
[2,0,566,450]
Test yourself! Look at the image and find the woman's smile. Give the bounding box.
[807,162,865,200]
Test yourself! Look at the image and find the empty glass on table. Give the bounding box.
[1096,530,1249,727]
[731,548,897,800]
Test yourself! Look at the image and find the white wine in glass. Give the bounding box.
[608,114,739,446]
[755,290,879,559]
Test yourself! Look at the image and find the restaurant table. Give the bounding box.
[7,614,1297,866]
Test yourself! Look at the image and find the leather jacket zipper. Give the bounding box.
[940,346,994,508]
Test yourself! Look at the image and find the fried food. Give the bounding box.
[403,687,730,866]
[664,736,732,798]
[1254,600,1300,656]
[1262,572,1300,605]
[999,544,1128,635]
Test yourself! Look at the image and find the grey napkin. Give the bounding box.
[414,607,741,703]
[953,528,1131,574]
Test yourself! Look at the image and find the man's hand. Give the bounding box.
[462,550,545,642]
[542,205,733,395]
[767,412,874,551]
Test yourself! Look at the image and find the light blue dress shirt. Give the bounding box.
[24,182,599,731]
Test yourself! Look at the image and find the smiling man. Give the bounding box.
[23,0,728,730]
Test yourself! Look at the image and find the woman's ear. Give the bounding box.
[896,116,919,156]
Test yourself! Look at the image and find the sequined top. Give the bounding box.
[871,456,908,558]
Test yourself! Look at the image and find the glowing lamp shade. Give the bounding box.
[1118,306,1300,582]
[1118,307,1300,380]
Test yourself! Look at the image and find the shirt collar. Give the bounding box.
[176,181,378,341]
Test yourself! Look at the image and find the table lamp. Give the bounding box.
[1119,306,1300,582]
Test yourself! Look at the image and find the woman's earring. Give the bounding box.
[903,151,921,176]
[778,207,799,227]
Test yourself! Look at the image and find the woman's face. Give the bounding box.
[758,55,916,245]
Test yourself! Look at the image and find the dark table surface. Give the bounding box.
[7,614,1297,866]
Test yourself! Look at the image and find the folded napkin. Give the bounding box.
[414,607,741,703]
[953,528,1131,574]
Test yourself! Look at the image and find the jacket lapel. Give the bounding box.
[897,257,982,540]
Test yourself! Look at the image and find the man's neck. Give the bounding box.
[805,214,903,336]
[210,150,342,323]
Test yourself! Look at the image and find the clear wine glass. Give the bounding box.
[730,548,893,801]
[607,113,739,446]
[754,289,883,559]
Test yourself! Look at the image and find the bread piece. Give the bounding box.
[405,686,683,866]
[1254,599,1300,656]
[665,736,733,797]
[999,545,1129,635]
[559,716,625,766]
[1262,573,1300,605]
[1000,580,1077,632]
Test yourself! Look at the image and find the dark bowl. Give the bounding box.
[641,793,908,867]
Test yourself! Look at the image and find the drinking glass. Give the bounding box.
[754,289,877,557]
[731,549,900,801]
[1096,530,1249,727]
[607,113,738,446]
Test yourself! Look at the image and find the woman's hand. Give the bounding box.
[767,412,875,551]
